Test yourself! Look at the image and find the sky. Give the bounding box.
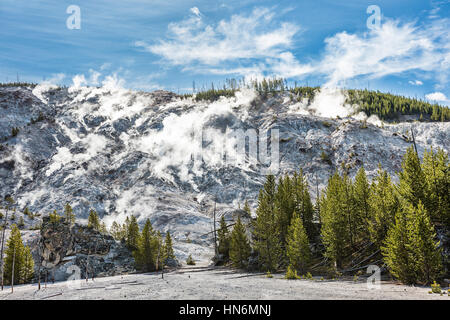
[0,0,449,105]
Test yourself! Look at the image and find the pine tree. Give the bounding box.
[381,205,416,284]
[217,215,230,261]
[243,200,251,215]
[64,203,75,225]
[229,216,251,269]
[164,231,175,262]
[293,170,315,243]
[134,219,158,272]
[397,146,427,208]
[368,166,399,248]
[286,212,311,274]
[87,209,100,231]
[421,147,450,225]
[320,172,348,269]
[274,175,295,252]
[3,224,34,285]
[126,216,140,251]
[353,167,371,241]
[253,174,282,271]
[49,210,61,224]
[110,221,125,241]
[410,202,443,284]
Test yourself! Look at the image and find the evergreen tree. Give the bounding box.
[229,216,251,269]
[3,225,34,285]
[87,209,100,231]
[164,231,175,262]
[286,212,311,274]
[397,146,427,208]
[320,172,348,269]
[381,201,442,285]
[353,167,371,241]
[217,215,230,261]
[134,219,158,272]
[110,221,125,241]
[410,202,443,284]
[243,200,251,215]
[253,175,282,271]
[293,170,315,242]
[49,210,61,224]
[274,175,295,252]
[421,147,450,225]
[368,166,399,248]
[381,205,416,284]
[64,203,75,225]
[126,216,140,251]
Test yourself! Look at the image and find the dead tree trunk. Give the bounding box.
[11,246,16,293]
[213,196,218,257]
[0,208,9,291]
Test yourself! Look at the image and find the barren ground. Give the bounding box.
[0,265,448,300]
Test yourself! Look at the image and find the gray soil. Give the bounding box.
[0,265,448,300]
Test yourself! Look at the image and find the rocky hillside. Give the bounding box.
[0,84,449,262]
[33,216,135,281]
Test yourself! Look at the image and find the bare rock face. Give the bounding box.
[36,217,135,281]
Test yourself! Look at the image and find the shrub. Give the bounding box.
[285,265,300,280]
[431,281,441,294]
[186,254,196,265]
[266,271,273,278]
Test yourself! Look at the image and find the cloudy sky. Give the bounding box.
[0,0,449,104]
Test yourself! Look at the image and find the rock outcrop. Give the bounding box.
[34,216,135,281]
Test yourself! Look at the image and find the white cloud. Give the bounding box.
[136,7,301,78]
[425,91,448,102]
[408,80,423,86]
[138,7,450,89]
[317,19,449,87]
[190,7,201,17]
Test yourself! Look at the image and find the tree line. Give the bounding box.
[109,215,175,272]
[218,146,449,285]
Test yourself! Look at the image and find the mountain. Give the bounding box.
[0,83,449,262]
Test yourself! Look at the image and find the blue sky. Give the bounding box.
[0,0,449,104]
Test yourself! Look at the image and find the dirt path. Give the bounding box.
[0,267,448,300]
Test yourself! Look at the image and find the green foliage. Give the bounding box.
[49,210,61,223]
[126,216,140,251]
[18,216,25,228]
[421,147,450,224]
[110,221,126,241]
[286,213,311,274]
[3,224,34,285]
[346,88,449,121]
[87,209,100,231]
[64,203,75,225]
[319,172,352,269]
[195,88,236,102]
[229,216,251,269]
[382,202,443,284]
[11,127,20,137]
[164,231,175,263]
[0,82,37,88]
[397,146,427,208]
[266,271,273,278]
[253,174,283,271]
[134,219,159,272]
[431,281,442,294]
[320,150,331,165]
[368,166,399,247]
[285,264,301,280]
[186,254,196,265]
[217,215,231,261]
